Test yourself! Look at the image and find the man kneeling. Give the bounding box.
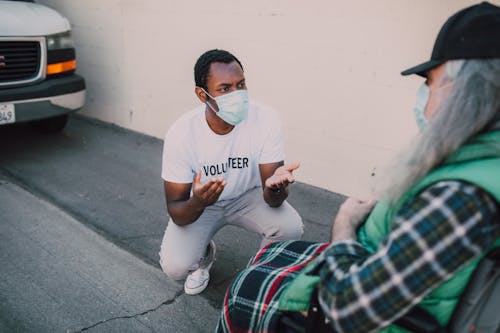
[159,49,303,295]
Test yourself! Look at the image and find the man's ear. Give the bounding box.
[195,87,208,103]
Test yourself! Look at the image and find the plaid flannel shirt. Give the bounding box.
[317,180,499,333]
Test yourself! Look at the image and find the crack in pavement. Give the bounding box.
[73,290,184,333]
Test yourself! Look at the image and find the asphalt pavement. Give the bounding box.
[0,115,345,332]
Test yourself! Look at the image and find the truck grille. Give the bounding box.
[0,40,43,87]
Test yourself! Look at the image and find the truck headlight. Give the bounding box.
[47,31,74,50]
[46,31,77,76]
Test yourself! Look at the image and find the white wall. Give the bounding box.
[39,0,498,197]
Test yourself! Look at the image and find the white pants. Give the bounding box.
[159,186,303,280]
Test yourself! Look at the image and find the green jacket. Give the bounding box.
[358,130,500,331]
[280,130,500,332]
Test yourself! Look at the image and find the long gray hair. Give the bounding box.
[382,59,500,203]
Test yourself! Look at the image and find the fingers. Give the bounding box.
[265,166,298,191]
[345,197,376,205]
[193,171,222,192]
[271,163,300,187]
[284,162,300,173]
[193,171,201,185]
[194,177,226,206]
[198,177,225,193]
[206,180,225,204]
[275,162,300,175]
[337,196,377,227]
[364,199,377,209]
[265,175,291,190]
[203,178,226,198]
[353,198,377,211]
[342,197,376,211]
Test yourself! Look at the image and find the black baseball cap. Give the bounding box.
[401,1,500,77]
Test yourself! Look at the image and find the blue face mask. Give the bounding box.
[203,89,249,125]
[414,83,429,131]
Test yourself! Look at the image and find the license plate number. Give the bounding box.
[0,104,15,125]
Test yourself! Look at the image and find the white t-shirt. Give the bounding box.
[162,101,285,201]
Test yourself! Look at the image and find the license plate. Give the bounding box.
[0,104,15,125]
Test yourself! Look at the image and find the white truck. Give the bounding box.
[0,0,85,132]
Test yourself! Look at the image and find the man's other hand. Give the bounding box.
[192,171,226,207]
[264,162,300,192]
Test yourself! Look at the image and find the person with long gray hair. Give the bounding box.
[216,2,500,332]
[384,58,500,205]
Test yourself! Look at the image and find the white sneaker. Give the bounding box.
[184,241,216,295]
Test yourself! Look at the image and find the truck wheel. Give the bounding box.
[31,115,68,133]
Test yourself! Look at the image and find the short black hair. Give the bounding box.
[194,49,243,90]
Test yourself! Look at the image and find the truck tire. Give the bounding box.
[31,115,68,133]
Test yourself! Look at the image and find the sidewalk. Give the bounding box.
[0,179,219,332]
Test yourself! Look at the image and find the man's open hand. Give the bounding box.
[264,163,300,192]
[192,171,226,207]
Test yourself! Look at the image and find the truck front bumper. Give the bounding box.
[0,74,86,124]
